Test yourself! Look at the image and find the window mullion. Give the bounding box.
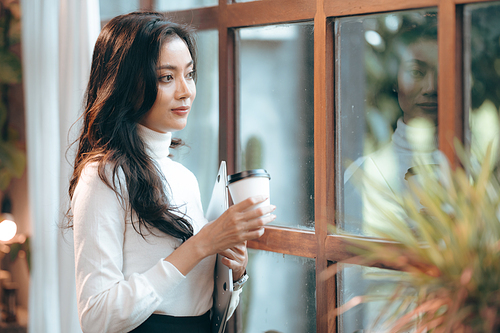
[315,0,337,330]
[438,0,464,166]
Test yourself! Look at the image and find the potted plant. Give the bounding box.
[331,141,500,332]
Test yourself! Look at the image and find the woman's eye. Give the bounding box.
[160,74,173,83]
[409,69,424,77]
[186,70,196,79]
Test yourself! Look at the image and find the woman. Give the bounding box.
[68,12,276,333]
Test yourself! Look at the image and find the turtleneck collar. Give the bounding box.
[137,124,172,160]
[392,117,437,153]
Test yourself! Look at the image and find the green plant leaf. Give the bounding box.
[0,126,26,188]
[0,168,12,190]
[0,49,22,84]
[336,141,500,332]
[0,140,25,177]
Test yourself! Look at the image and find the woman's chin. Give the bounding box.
[403,111,438,126]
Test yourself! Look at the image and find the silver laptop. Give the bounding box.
[206,161,233,333]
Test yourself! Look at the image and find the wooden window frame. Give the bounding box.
[145,0,495,331]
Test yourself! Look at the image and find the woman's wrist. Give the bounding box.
[233,267,246,281]
[164,234,208,275]
[233,270,249,291]
[186,233,210,261]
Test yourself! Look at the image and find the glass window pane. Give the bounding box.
[156,0,217,11]
[99,0,140,21]
[336,10,438,332]
[338,264,413,332]
[464,2,500,163]
[237,23,315,229]
[171,30,219,210]
[338,10,439,236]
[241,249,316,333]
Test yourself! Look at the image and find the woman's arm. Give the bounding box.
[73,165,274,332]
[73,165,186,333]
[164,195,276,275]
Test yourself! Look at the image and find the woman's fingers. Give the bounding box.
[222,242,246,256]
[240,204,276,221]
[201,197,276,255]
[220,255,243,271]
[246,226,266,239]
[219,247,245,262]
[219,244,248,280]
[230,195,269,212]
[244,213,276,231]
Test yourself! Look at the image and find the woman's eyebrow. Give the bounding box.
[404,59,429,67]
[157,60,194,70]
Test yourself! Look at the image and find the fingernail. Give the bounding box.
[271,205,276,211]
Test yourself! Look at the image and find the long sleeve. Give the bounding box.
[72,164,186,333]
[227,288,243,320]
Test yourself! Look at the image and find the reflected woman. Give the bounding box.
[344,14,443,233]
[341,14,443,333]
[396,21,438,125]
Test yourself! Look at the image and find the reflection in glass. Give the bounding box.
[336,10,439,333]
[339,11,440,235]
[156,0,217,11]
[237,23,315,229]
[338,264,415,332]
[99,0,140,20]
[171,30,219,210]
[241,249,316,333]
[464,2,500,164]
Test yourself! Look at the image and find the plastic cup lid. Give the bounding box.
[227,169,271,184]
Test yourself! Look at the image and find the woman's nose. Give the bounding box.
[423,70,438,95]
[175,78,192,99]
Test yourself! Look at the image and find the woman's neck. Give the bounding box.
[393,117,437,153]
[137,124,172,160]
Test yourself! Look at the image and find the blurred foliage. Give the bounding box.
[243,135,263,170]
[334,141,500,332]
[0,0,25,191]
[467,3,500,168]
[469,3,500,111]
[8,236,29,272]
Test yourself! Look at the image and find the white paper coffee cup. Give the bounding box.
[227,169,271,208]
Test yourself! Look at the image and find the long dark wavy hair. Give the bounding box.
[68,12,197,242]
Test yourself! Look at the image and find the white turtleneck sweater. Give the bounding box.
[72,125,240,333]
[343,118,444,234]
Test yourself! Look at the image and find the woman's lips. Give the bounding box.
[171,106,190,115]
[417,103,438,111]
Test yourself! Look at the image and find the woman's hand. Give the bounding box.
[165,195,275,276]
[197,195,275,257]
[219,242,248,281]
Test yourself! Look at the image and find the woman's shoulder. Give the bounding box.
[76,160,127,194]
[166,159,197,177]
[164,159,200,187]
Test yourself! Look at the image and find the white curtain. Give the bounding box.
[21,0,100,332]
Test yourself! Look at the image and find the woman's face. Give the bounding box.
[397,39,438,124]
[140,35,196,133]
